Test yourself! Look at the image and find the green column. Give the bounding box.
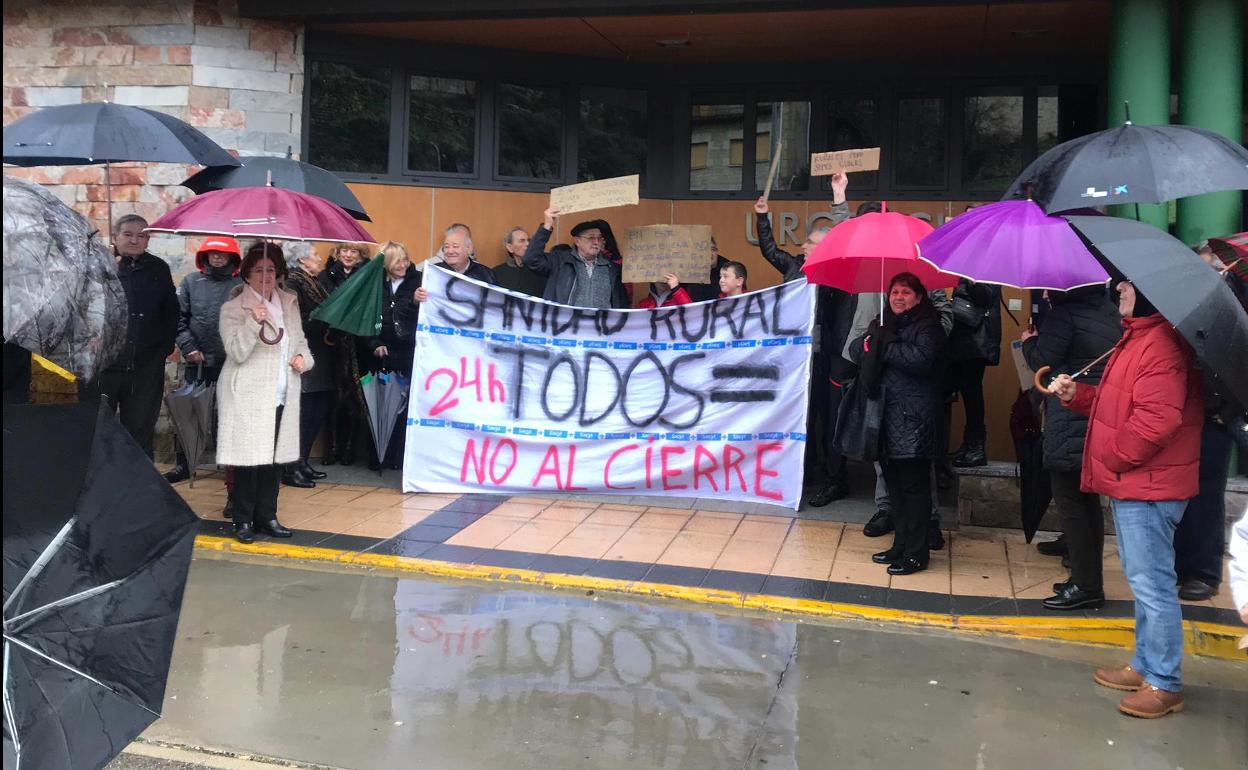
[1177,0,1244,245]
[1106,0,1170,229]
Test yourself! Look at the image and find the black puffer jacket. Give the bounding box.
[851,299,947,459]
[949,279,1002,365]
[1022,285,1122,471]
[175,262,241,368]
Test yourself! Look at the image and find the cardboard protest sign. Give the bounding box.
[620,224,715,284]
[810,147,880,176]
[549,174,639,215]
[404,265,817,509]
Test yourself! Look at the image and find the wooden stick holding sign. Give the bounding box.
[761,141,783,203]
[810,147,880,176]
[549,174,639,216]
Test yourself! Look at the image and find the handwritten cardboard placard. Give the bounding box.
[621,224,715,284]
[810,147,880,176]
[549,174,640,215]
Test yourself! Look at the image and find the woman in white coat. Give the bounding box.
[217,243,313,543]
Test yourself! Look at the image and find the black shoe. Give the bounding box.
[1177,578,1218,601]
[338,443,356,467]
[1036,535,1068,557]
[233,522,255,544]
[807,483,849,508]
[1053,578,1072,593]
[887,558,928,576]
[952,440,987,468]
[872,549,903,564]
[1042,584,1105,610]
[255,519,293,538]
[222,499,234,520]
[367,458,381,471]
[863,510,894,537]
[281,468,316,488]
[928,519,945,551]
[299,459,327,480]
[162,465,190,484]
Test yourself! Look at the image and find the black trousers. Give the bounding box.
[805,358,832,481]
[231,406,284,527]
[1051,469,1104,591]
[173,364,222,469]
[299,390,332,459]
[83,356,166,459]
[1174,417,1233,586]
[821,380,848,487]
[882,458,932,563]
[947,360,987,442]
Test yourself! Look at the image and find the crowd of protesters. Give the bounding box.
[69,170,1246,718]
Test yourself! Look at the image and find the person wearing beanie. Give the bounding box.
[165,236,243,484]
[523,209,629,309]
[1048,278,1203,719]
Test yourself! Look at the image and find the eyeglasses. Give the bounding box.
[576,235,604,242]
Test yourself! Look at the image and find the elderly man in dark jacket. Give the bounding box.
[754,174,854,507]
[524,209,628,309]
[1022,284,1122,610]
[83,214,179,460]
[164,236,243,483]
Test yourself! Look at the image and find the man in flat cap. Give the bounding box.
[522,207,629,309]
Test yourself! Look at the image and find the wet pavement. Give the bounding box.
[141,554,1248,770]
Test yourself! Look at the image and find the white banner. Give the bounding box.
[404,266,815,509]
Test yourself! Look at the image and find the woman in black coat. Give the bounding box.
[849,272,948,575]
[1022,284,1122,609]
[366,242,422,470]
[317,242,372,466]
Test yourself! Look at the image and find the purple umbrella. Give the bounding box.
[917,200,1108,291]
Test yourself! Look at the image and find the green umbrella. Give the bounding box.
[310,250,384,337]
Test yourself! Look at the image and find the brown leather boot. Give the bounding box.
[1118,685,1184,718]
[1093,664,1145,691]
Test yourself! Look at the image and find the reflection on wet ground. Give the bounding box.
[149,556,1248,770]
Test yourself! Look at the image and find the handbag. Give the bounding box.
[833,380,884,462]
[951,296,988,328]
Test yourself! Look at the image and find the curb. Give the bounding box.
[194,535,1247,662]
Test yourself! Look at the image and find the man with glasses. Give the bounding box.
[522,208,628,309]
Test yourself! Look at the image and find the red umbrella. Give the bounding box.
[1207,231,1247,281]
[146,186,375,243]
[802,204,958,293]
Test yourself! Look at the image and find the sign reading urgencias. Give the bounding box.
[405,266,816,509]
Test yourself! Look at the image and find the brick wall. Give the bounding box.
[3,0,304,277]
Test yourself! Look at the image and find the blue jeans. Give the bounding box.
[1110,498,1188,692]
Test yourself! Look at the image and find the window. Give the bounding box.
[1037,86,1060,156]
[756,101,810,192]
[308,61,391,174]
[407,75,477,175]
[578,87,647,183]
[689,103,744,191]
[963,90,1024,190]
[826,97,878,189]
[497,83,562,180]
[894,96,947,188]
[690,142,709,170]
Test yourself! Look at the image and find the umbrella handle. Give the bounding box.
[1032,365,1051,393]
[259,320,285,345]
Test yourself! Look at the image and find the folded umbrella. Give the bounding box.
[1065,215,1248,413]
[1009,389,1052,544]
[359,371,409,472]
[802,205,957,294]
[1005,121,1248,214]
[918,200,1108,291]
[3,176,127,381]
[182,155,371,221]
[163,364,216,488]
[3,402,198,770]
[145,186,375,244]
[310,250,385,337]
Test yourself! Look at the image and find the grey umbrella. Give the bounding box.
[181,155,371,221]
[360,371,409,473]
[163,365,216,488]
[2,176,127,381]
[3,102,240,228]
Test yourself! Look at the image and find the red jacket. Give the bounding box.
[638,286,692,309]
[1066,315,1203,501]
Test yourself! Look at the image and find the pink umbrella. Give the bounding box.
[801,204,958,293]
[146,186,375,243]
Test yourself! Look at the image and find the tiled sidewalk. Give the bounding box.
[176,472,1239,626]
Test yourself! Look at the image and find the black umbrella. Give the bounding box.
[1009,389,1051,543]
[1065,215,1248,414]
[3,402,198,770]
[3,102,240,229]
[1005,121,1248,214]
[181,155,371,221]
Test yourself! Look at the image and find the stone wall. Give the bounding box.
[3,0,304,277]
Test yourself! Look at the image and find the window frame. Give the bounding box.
[493,80,567,184]
[401,69,484,181]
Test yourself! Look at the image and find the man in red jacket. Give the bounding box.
[1050,279,1203,719]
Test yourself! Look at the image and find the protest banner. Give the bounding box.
[549,174,640,215]
[404,265,816,509]
[620,224,715,284]
[810,147,880,176]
